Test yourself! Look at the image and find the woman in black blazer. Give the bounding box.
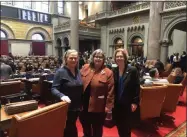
[112,48,140,137]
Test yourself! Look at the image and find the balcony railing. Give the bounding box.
[54,21,100,35]
[84,2,150,22]
[163,1,187,11]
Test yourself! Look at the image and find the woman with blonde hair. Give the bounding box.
[112,48,140,137]
[80,49,114,137]
[51,49,83,137]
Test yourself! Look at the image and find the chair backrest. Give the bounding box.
[180,72,187,96]
[160,64,173,77]
[167,74,176,83]
[164,63,172,71]
[140,84,167,120]
[162,84,183,112]
[0,81,21,97]
[9,101,69,137]
[181,72,187,86]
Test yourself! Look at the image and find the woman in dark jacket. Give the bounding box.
[51,49,83,137]
[112,48,140,137]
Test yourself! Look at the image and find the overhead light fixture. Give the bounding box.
[79,2,82,5]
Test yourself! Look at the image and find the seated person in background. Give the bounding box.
[173,67,184,84]
[149,68,169,84]
[0,58,13,80]
[154,59,165,75]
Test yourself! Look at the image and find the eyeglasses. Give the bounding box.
[94,56,103,59]
[116,56,124,59]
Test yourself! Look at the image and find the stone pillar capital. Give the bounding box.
[159,39,172,46]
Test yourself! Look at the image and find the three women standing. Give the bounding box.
[51,48,140,137]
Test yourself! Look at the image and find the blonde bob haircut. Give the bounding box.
[63,49,78,65]
[113,48,128,65]
[89,49,106,68]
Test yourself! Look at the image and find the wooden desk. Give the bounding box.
[22,78,40,82]
[22,78,40,94]
[0,106,40,130]
[41,80,56,105]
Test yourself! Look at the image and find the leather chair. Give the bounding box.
[140,84,167,120]
[167,74,176,83]
[180,72,187,96]
[162,83,183,112]
[9,101,69,137]
[160,64,173,77]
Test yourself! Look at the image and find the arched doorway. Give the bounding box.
[0,30,9,55]
[114,38,124,50]
[168,21,187,56]
[56,38,62,57]
[31,33,46,55]
[63,37,70,52]
[130,36,144,57]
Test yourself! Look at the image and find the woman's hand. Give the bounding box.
[131,104,137,112]
[61,96,71,103]
[105,107,110,113]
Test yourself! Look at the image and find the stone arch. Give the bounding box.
[163,15,186,40]
[128,33,144,45]
[56,38,62,47]
[1,23,15,39]
[26,27,51,41]
[111,35,124,45]
[61,34,70,47]
[128,33,144,57]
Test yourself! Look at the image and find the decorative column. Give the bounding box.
[159,39,170,65]
[49,1,58,56]
[49,1,58,14]
[100,26,107,53]
[147,2,164,59]
[70,2,79,51]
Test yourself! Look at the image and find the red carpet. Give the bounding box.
[77,89,187,137]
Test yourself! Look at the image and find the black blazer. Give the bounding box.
[113,65,140,107]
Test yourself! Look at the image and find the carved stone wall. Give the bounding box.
[107,23,149,57]
[109,27,125,45]
[160,7,186,64]
[164,1,187,10]
[55,32,70,47]
[108,12,149,28]
[127,24,145,56]
[160,9,186,40]
[161,9,186,39]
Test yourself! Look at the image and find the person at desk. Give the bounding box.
[80,49,114,137]
[51,49,83,137]
[112,48,140,137]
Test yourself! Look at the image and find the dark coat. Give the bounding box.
[112,65,140,107]
[51,66,83,111]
